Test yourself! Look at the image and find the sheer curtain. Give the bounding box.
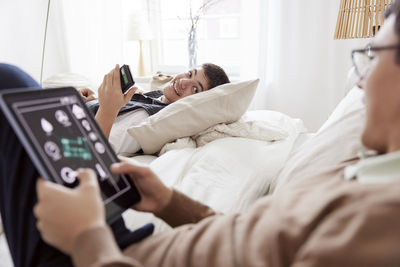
[60,0,125,87]
[253,0,368,131]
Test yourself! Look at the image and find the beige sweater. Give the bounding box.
[71,160,400,266]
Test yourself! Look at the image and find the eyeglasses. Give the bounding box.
[351,44,400,78]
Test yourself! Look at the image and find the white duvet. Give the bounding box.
[122,110,306,233]
[159,110,291,154]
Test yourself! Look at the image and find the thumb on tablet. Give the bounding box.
[76,168,99,188]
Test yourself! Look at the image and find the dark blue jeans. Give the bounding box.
[0,64,153,267]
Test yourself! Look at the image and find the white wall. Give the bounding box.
[253,0,368,131]
[0,0,68,83]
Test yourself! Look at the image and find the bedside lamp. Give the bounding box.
[126,11,153,77]
[335,0,393,39]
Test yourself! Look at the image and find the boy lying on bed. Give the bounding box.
[2,1,400,265]
[79,63,230,155]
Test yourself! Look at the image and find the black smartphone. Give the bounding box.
[0,87,141,224]
[120,65,135,93]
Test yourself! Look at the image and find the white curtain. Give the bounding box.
[59,0,150,87]
[60,0,125,86]
[252,0,368,131]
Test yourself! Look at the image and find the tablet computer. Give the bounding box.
[0,87,141,223]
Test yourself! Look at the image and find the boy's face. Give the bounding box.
[359,15,400,153]
[162,68,209,103]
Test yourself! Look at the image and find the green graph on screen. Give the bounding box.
[61,137,92,160]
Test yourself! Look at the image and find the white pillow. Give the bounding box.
[271,86,366,193]
[128,79,259,154]
[316,86,365,134]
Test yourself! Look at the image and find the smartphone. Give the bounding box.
[120,65,135,93]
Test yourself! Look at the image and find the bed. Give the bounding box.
[0,75,365,265]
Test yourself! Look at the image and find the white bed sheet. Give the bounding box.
[0,234,12,266]
[289,132,316,156]
[122,113,305,233]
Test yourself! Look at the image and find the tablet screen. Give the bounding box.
[0,87,140,223]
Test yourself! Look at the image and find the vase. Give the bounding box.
[188,26,197,69]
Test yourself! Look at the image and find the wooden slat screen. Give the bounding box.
[334,0,394,39]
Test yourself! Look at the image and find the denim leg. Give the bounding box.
[0,64,40,89]
[0,63,73,267]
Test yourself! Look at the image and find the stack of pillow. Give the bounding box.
[271,86,366,193]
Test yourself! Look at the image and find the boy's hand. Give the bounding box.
[111,161,173,214]
[34,169,106,254]
[78,88,96,102]
[97,64,137,116]
[95,65,138,138]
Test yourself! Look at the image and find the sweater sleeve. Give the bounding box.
[71,190,217,266]
[71,225,142,267]
[122,196,277,267]
[154,189,217,227]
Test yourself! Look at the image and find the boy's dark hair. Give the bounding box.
[201,63,230,90]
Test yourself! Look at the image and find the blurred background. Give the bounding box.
[0,0,368,131]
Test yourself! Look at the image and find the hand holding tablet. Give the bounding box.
[0,87,141,223]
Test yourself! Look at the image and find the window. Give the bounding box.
[148,0,243,76]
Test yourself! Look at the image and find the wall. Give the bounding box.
[0,0,68,83]
[253,0,369,131]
